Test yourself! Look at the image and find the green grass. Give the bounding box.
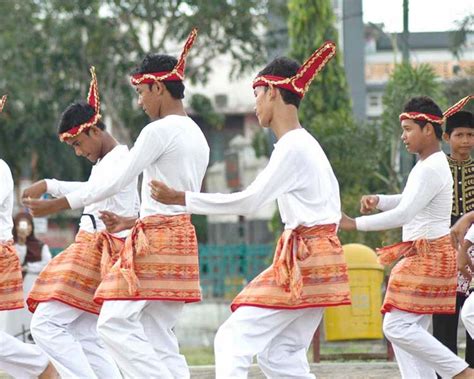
[182,346,215,365]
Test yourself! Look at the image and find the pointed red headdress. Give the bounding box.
[0,95,6,113]
[443,95,473,119]
[59,66,101,142]
[252,41,337,98]
[130,28,198,86]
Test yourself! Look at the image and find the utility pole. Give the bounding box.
[402,0,410,63]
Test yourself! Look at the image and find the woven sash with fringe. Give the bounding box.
[27,230,123,315]
[94,214,200,304]
[377,235,457,314]
[231,224,351,311]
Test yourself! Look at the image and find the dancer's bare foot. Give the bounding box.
[38,362,58,379]
[453,367,474,379]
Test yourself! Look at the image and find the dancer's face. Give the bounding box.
[401,119,425,154]
[65,127,101,163]
[136,83,161,120]
[254,86,273,128]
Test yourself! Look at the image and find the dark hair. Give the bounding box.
[445,111,473,136]
[58,101,105,135]
[402,96,443,140]
[131,54,185,99]
[257,57,301,108]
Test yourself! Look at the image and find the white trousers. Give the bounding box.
[30,301,121,379]
[383,309,468,378]
[0,330,48,379]
[97,300,189,379]
[214,306,324,379]
[461,291,474,339]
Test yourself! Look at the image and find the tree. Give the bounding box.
[0,0,268,182]
[287,0,383,247]
[451,14,474,59]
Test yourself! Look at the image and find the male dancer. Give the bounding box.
[0,95,55,378]
[149,42,352,378]
[23,69,137,378]
[341,96,472,378]
[433,95,474,369]
[25,29,210,378]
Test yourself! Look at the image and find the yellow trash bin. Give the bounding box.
[324,243,384,341]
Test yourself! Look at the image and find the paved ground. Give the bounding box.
[189,362,401,378]
[1,362,401,378]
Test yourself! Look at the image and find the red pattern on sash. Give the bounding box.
[94,214,201,304]
[27,231,122,314]
[0,241,23,311]
[231,224,351,311]
[376,235,457,314]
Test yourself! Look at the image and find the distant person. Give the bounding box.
[0,95,55,379]
[433,96,474,371]
[4,211,52,339]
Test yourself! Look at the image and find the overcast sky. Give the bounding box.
[363,0,472,32]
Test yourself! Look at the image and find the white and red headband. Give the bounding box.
[399,94,473,124]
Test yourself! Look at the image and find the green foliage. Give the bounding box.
[0,0,267,182]
[190,94,224,130]
[443,73,474,111]
[288,0,351,119]
[451,15,474,59]
[251,130,271,158]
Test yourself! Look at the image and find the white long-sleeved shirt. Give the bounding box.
[186,128,341,229]
[66,115,210,217]
[46,145,139,237]
[356,151,453,241]
[0,159,14,241]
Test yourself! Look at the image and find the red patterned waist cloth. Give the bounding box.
[0,241,23,311]
[376,235,457,314]
[27,230,123,315]
[94,214,201,304]
[231,224,351,311]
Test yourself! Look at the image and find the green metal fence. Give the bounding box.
[199,243,274,299]
[51,243,275,299]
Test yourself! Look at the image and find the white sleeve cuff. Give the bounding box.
[184,191,194,213]
[45,179,59,197]
[376,195,386,210]
[65,192,83,210]
[355,217,368,231]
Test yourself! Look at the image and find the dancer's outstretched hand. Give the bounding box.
[450,213,474,250]
[149,180,185,206]
[457,242,474,281]
[360,195,379,214]
[99,211,136,233]
[22,197,69,217]
[22,180,47,199]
